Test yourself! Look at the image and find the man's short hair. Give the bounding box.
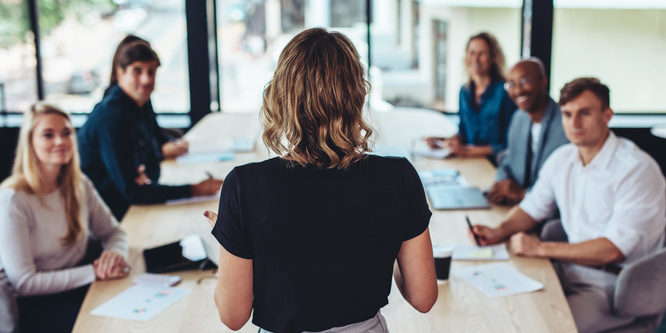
[116,41,161,71]
[559,77,610,110]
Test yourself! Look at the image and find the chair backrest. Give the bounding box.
[539,218,567,242]
[540,219,666,319]
[613,247,666,318]
[0,277,18,333]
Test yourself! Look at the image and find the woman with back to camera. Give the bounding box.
[204,28,438,332]
[0,103,130,333]
[427,32,516,162]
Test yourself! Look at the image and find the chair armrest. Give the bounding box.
[539,219,568,242]
[614,247,666,317]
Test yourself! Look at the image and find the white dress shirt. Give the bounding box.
[520,131,666,265]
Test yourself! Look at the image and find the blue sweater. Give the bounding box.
[78,85,191,220]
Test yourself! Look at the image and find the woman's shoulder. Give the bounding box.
[0,187,33,218]
[79,175,97,197]
[358,154,414,174]
[0,187,19,204]
[233,157,281,173]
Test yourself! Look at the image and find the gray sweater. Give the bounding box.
[0,176,128,296]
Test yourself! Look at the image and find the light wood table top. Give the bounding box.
[73,110,576,333]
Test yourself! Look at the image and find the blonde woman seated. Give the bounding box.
[206,28,438,332]
[0,103,130,333]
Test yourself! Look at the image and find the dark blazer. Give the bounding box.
[495,98,568,189]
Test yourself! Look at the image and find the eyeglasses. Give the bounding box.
[504,77,535,91]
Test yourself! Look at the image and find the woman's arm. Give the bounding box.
[214,246,253,330]
[394,227,438,313]
[85,178,128,257]
[85,178,131,279]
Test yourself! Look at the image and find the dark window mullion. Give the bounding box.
[27,0,44,100]
[185,0,217,127]
[521,0,554,89]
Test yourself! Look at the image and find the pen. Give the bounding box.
[205,171,214,179]
[466,215,481,246]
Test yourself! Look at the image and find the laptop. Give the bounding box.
[426,185,491,210]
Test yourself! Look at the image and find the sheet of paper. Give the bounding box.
[176,152,235,165]
[165,194,219,206]
[90,285,191,321]
[452,244,509,261]
[453,263,544,298]
[419,168,469,187]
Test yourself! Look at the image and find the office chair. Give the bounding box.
[0,278,18,333]
[540,219,666,333]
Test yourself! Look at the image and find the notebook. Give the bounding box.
[426,185,490,210]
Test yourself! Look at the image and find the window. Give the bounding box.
[551,1,666,113]
[0,0,38,113]
[370,0,522,112]
[216,0,367,113]
[37,0,190,114]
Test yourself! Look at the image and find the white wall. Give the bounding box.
[380,6,520,112]
[551,9,666,112]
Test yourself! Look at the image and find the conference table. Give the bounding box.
[73,109,577,333]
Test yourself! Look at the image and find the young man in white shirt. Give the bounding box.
[472,77,666,333]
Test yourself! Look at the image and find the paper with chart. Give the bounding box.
[90,285,191,321]
[453,263,543,298]
[452,244,509,260]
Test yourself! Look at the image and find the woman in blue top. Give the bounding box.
[428,32,516,162]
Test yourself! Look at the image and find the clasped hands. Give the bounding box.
[471,225,543,258]
[93,250,131,281]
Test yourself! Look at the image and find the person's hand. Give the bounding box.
[486,180,525,205]
[203,210,218,228]
[425,137,446,149]
[134,165,152,185]
[162,140,189,159]
[509,232,543,258]
[93,250,130,280]
[472,225,505,246]
[191,178,224,197]
[443,137,467,157]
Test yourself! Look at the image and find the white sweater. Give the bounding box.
[0,176,128,296]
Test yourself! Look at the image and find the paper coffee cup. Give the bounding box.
[433,245,454,280]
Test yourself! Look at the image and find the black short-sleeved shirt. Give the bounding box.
[212,155,431,333]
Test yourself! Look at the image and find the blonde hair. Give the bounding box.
[0,103,84,246]
[465,32,507,84]
[261,28,373,169]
